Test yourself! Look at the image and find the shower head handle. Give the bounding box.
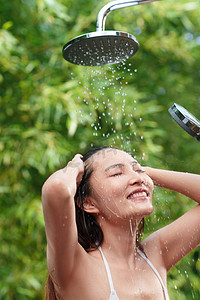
[97,0,160,31]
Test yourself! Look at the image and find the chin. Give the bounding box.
[144,205,154,216]
[132,204,154,218]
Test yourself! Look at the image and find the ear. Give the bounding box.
[83,197,100,214]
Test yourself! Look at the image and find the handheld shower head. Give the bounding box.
[169,103,200,142]
[63,0,159,66]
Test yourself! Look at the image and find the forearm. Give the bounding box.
[144,167,200,204]
[41,165,83,258]
[42,155,83,232]
[42,155,84,283]
[42,167,79,241]
[42,167,78,205]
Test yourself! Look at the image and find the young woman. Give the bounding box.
[42,147,200,299]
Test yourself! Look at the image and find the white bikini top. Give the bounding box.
[98,246,170,300]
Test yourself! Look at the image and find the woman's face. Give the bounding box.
[88,149,154,222]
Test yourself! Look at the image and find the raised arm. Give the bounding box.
[42,154,84,287]
[144,167,200,271]
[144,167,200,203]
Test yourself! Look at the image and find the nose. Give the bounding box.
[128,171,144,186]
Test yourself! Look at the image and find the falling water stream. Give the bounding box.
[72,61,147,161]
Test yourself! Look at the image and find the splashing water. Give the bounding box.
[72,61,146,159]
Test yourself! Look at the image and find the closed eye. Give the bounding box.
[135,170,145,173]
[111,172,123,177]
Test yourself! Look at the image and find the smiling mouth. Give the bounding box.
[127,191,149,200]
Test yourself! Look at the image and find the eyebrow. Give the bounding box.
[105,161,138,172]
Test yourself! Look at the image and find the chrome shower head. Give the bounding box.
[63,0,159,66]
[63,31,139,66]
[169,103,200,141]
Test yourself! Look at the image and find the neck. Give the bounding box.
[97,217,142,265]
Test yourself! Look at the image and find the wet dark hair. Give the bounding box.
[75,146,112,251]
[44,146,144,299]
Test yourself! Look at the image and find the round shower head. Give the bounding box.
[62,31,139,66]
[168,103,200,141]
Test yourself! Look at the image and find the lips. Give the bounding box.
[127,188,149,200]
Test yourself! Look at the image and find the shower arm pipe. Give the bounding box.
[96,0,159,31]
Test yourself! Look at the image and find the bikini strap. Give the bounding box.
[98,246,115,291]
[137,249,170,300]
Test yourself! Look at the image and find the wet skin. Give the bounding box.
[87,149,154,224]
[42,149,200,299]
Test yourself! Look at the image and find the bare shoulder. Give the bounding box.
[141,231,165,270]
[50,244,89,296]
[142,231,161,257]
[53,247,109,300]
[142,205,200,271]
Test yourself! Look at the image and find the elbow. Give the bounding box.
[42,179,72,207]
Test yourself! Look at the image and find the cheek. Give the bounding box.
[90,177,107,199]
[145,176,154,193]
[90,178,123,201]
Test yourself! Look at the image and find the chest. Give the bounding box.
[102,262,166,300]
[61,256,167,300]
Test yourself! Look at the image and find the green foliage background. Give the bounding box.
[0,0,200,299]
